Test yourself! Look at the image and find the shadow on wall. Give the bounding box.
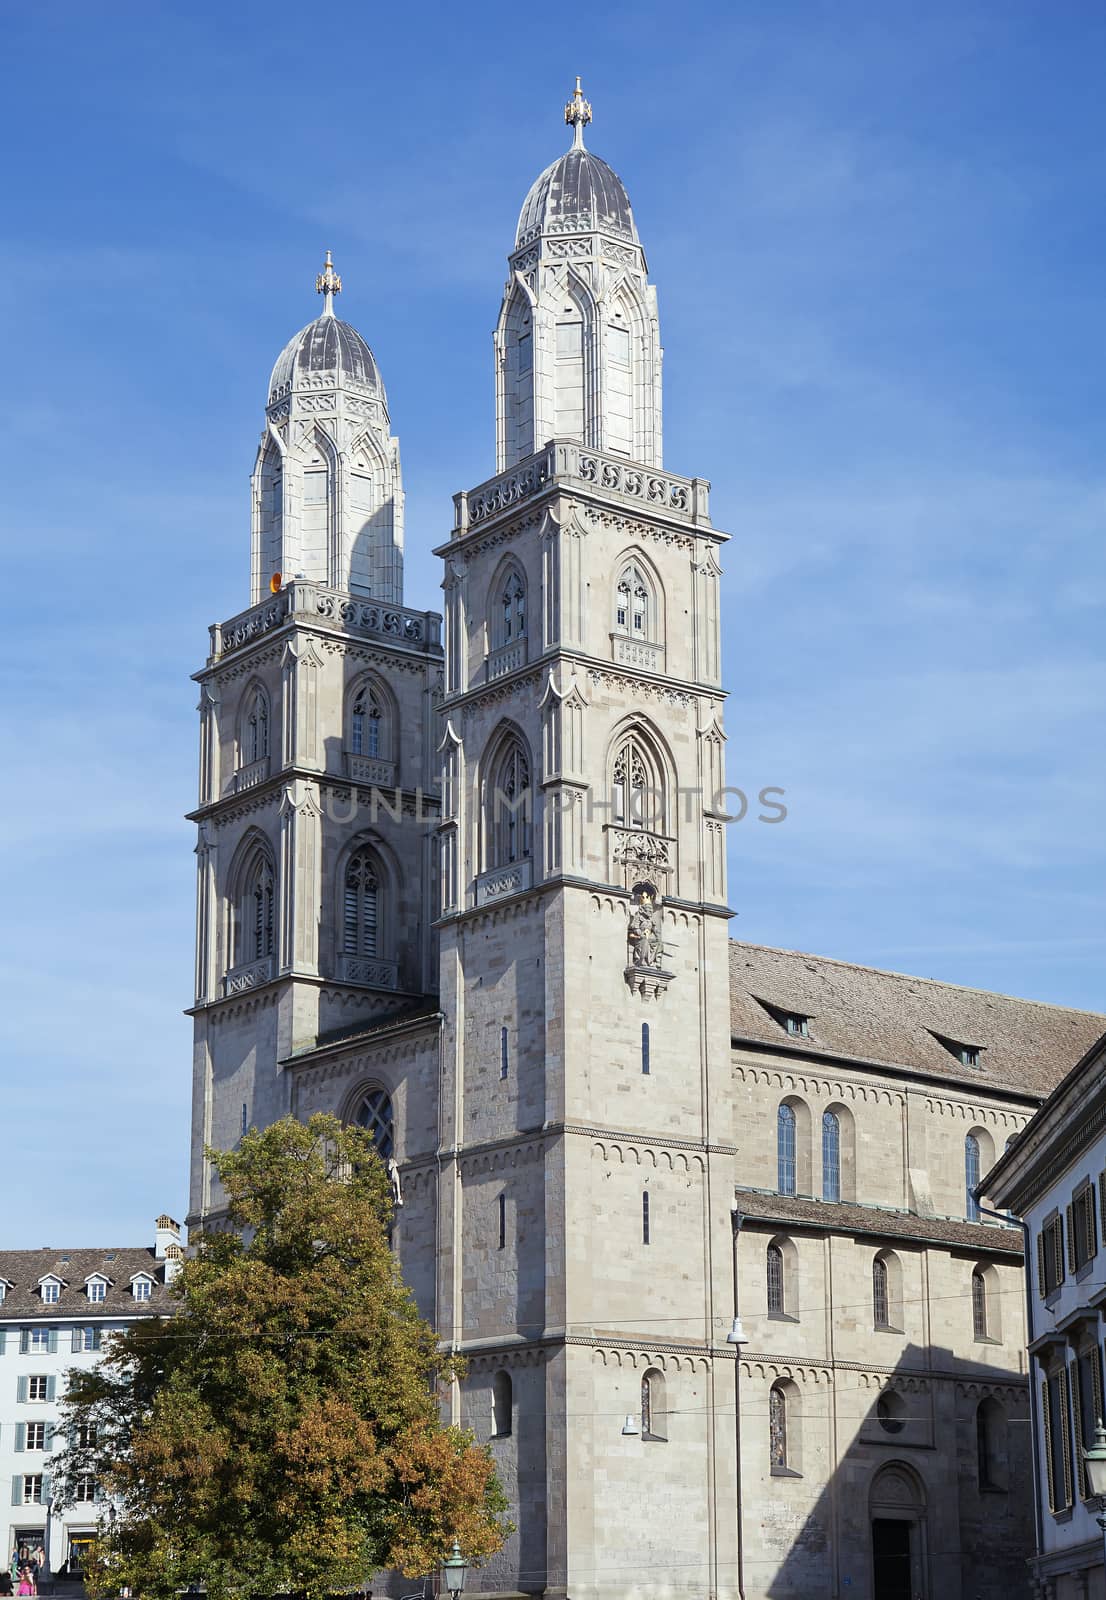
[756,1343,1033,1600]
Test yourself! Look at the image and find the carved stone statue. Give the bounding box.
[387,1156,404,1207]
[627,881,664,970]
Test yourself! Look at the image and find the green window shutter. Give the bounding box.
[11,1476,21,1507]
[47,1330,58,1355]
[46,1377,56,1402]
[14,1424,25,1453]
[16,1376,27,1403]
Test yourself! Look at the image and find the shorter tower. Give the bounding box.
[252,253,404,604]
[496,78,663,470]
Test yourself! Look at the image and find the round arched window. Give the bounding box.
[876,1391,905,1435]
[356,1089,394,1161]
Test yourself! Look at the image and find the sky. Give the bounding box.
[1,1,1104,1247]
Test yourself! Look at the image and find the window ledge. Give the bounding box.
[768,1312,800,1324]
[771,1466,802,1479]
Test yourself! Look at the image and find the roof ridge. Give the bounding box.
[728,939,1105,1021]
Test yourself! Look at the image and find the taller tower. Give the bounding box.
[436,84,736,1600]
[496,79,662,470]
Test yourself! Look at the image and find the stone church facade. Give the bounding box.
[185,83,1105,1600]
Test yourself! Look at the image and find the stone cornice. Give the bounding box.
[435,874,732,932]
[440,646,728,712]
[187,771,441,826]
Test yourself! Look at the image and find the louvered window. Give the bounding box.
[248,860,275,961]
[1043,1370,1073,1513]
[488,741,531,865]
[343,852,379,957]
[1067,1182,1097,1272]
[1037,1214,1066,1297]
[1074,1347,1103,1500]
[611,734,663,831]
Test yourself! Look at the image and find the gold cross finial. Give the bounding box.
[315,250,341,315]
[564,75,592,150]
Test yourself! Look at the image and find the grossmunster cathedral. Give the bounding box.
[185,81,1105,1600]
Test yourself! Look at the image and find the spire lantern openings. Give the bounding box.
[564,75,592,150]
[315,250,342,316]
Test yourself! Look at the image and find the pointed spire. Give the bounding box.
[315,249,342,316]
[564,75,592,150]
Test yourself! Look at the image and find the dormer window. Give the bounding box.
[39,1278,62,1305]
[131,1276,154,1302]
[932,1032,984,1069]
[756,999,811,1039]
[0,1280,11,1305]
[85,1276,109,1304]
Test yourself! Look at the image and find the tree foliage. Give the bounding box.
[50,1115,509,1600]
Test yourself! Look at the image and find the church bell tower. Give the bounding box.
[435,83,738,1600]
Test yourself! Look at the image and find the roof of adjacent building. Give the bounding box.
[516,146,638,245]
[729,942,1104,1100]
[733,1188,1024,1256]
[268,314,382,401]
[0,1248,175,1319]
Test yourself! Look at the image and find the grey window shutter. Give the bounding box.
[0,1330,6,1355]
[15,1423,25,1452]
[11,1476,21,1507]
[47,1330,58,1355]
[46,1377,56,1402]
[19,1329,29,1354]
[16,1376,27,1403]
[44,1425,55,1453]
[71,1329,81,1354]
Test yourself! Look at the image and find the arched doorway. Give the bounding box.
[869,1463,927,1600]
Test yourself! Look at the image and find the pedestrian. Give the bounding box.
[15,1569,34,1598]
[0,1572,13,1597]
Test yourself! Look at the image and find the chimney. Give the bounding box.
[162,1242,184,1283]
[155,1215,181,1259]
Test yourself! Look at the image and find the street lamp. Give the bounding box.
[1083,1422,1106,1575]
[441,1539,468,1600]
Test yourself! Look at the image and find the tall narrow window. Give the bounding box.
[766,1244,784,1315]
[343,851,380,957]
[355,1088,394,1161]
[500,573,526,644]
[351,686,382,758]
[492,1370,513,1438]
[777,1104,797,1196]
[873,1256,890,1328]
[611,732,664,831]
[500,1026,509,1080]
[488,739,531,866]
[641,1369,666,1441]
[240,1103,248,1138]
[244,686,269,765]
[965,1134,982,1222]
[642,1189,650,1245]
[498,1192,507,1250]
[822,1111,841,1202]
[641,1022,650,1076]
[615,563,652,639]
[972,1268,988,1340]
[769,1385,787,1471]
[240,853,275,964]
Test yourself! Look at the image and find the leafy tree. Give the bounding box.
[50,1115,509,1600]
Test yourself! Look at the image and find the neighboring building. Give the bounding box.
[1,1218,181,1579]
[183,80,1106,1600]
[985,1028,1106,1600]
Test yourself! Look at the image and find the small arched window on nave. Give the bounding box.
[355,1087,394,1162]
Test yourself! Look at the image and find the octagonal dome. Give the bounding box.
[268,313,383,404]
[516,146,638,247]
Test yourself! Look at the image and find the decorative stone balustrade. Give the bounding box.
[475,859,533,906]
[232,757,270,794]
[223,956,275,996]
[211,582,442,662]
[337,954,399,989]
[345,755,397,787]
[454,440,711,534]
[487,639,527,681]
[612,635,665,673]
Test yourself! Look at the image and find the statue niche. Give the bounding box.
[625,881,674,1001]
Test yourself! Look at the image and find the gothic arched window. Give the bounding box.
[822,1111,841,1202]
[777,1103,797,1196]
[965,1134,982,1222]
[500,570,526,646]
[350,686,382,759]
[769,1384,788,1471]
[356,1088,394,1161]
[611,731,665,832]
[235,848,275,967]
[873,1256,890,1328]
[615,562,651,639]
[343,850,380,958]
[486,738,531,867]
[241,684,270,767]
[767,1243,784,1314]
[641,1368,666,1441]
[972,1267,988,1340]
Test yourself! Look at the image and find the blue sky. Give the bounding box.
[1,2,1104,1246]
